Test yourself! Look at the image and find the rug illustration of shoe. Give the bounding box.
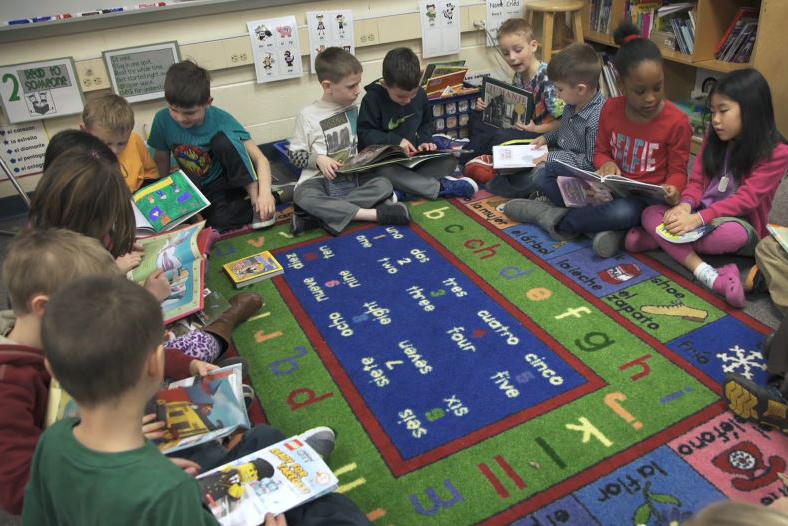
[640,302,708,322]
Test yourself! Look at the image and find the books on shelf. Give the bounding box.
[715,7,759,63]
[599,53,621,99]
[481,77,534,129]
[197,435,338,525]
[590,0,614,33]
[554,159,668,205]
[492,144,548,170]
[223,250,284,288]
[129,221,206,324]
[132,170,210,236]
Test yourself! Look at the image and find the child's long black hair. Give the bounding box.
[612,22,662,79]
[702,68,786,183]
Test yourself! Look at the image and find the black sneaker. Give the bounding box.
[376,202,410,225]
[291,206,319,235]
[723,373,788,433]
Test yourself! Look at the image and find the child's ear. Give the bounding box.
[576,83,588,96]
[30,294,49,319]
[79,123,87,131]
[205,97,214,108]
[320,79,332,92]
[529,39,539,54]
[146,344,165,380]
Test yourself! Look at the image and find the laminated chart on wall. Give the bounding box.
[247,16,304,84]
[0,58,84,124]
[420,1,461,59]
[0,120,47,179]
[306,10,355,74]
[485,0,524,46]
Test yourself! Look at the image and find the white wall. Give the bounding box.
[0,0,520,199]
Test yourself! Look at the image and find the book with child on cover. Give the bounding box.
[129,221,206,324]
[151,362,250,454]
[132,170,210,235]
[554,159,668,207]
[335,144,457,174]
[481,77,535,129]
[223,250,284,288]
[197,435,338,525]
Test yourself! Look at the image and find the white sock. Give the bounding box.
[693,262,719,289]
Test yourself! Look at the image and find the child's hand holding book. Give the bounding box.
[597,161,621,177]
[663,202,703,235]
[317,155,342,180]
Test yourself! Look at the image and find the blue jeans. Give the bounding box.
[486,163,546,198]
[537,161,651,235]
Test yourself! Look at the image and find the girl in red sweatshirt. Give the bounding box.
[626,68,788,307]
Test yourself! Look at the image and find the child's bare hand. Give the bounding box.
[586,182,613,203]
[418,142,437,152]
[116,247,144,273]
[142,413,166,440]
[514,120,538,132]
[264,513,287,526]
[662,184,680,205]
[144,269,171,302]
[317,155,341,180]
[596,161,621,177]
[665,212,703,235]
[254,191,276,221]
[399,139,417,155]
[533,153,548,165]
[663,202,691,224]
[531,136,547,148]
[190,359,218,377]
[475,98,487,111]
[169,457,201,477]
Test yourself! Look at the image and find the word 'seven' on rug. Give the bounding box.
[207,191,786,526]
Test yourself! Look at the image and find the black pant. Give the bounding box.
[200,131,255,231]
[460,110,540,162]
[767,316,788,396]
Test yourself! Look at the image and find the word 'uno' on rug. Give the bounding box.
[207,192,783,526]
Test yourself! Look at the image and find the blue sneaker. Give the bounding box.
[432,134,471,150]
[439,176,479,198]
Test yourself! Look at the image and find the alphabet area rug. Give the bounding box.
[206,191,787,525]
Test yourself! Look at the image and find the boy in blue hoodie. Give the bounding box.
[357,47,477,200]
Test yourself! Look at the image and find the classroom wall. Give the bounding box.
[0,0,527,200]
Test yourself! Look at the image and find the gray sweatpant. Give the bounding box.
[294,174,393,234]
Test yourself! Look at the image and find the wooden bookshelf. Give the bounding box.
[581,0,788,136]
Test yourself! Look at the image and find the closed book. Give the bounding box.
[223,250,284,288]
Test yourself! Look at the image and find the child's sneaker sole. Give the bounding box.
[723,373,788,433]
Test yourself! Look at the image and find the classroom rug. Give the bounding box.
[206,191,788,525]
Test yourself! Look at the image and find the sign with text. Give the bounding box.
[0,120,48,179]
[103,42,180,103]
[0,58,84,124]
[485,0,524,46]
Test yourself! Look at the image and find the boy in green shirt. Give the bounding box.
[22,275,219,526]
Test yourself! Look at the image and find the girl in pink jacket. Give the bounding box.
[625,68,788,307]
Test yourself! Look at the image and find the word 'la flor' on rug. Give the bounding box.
[206,191,786,526]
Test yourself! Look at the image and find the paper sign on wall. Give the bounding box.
[0,120,47,179]
[0,58,84,124]
[420,1,461,59]
[103,42,180,103]
[306,10,355,74]
[247,16,304,84]
[485,0,524,46]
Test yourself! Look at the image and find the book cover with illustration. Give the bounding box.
[152,363,250,455]
[492,143,549,169]
[133,170,210,235]
[197,436,338,525]
[336,144,455,174]
[223,251,284,288]
[45,379,79,428]
[481,77,534,129]
[129,222,205,324]
[767,224,788,254]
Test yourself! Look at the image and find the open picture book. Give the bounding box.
[554,159,668,207]
[767,224,788,254]
[336,144,457,174]
[133,170,210,235]
[481,77,535,129]
[197,435,338,525]
[46,363,249,456]
[129,222,206,324]
[492,143,549,170]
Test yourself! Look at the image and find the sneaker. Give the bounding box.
[300,426,336,461]
[713,264,745,308]
[439,176,479,198]
[463,154,495,184]
[592,230,625,258]
[272,182,296,204]
[432,133,470,150]
[291,205,319,235]
[250,210,276,230]
[723,373,788,433]
[376,202,410,225]
[241,384,256,409]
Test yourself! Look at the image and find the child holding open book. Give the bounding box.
[504,22,692,258]
[625,68,788,307]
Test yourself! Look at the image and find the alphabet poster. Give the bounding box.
[306,10,355,74]
[420,1,461,59]
[0,57,84,124]
[485,0,524,46]
[247,16,304,84]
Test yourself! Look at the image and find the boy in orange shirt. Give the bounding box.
[81,92,161,192]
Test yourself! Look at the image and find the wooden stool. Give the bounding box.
[527,0,585,62]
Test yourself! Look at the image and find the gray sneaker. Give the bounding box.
[592,230,625,258]
[300,426,336,461]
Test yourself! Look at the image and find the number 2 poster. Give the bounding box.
[0,58,84,124]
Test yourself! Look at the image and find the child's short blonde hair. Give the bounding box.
[2,229,119,315]
[82,93,134,135]
[497,18,536,42]
[683,500,788,526]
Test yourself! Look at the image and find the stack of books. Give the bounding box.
[599,53,621,98]
[589,0,614,34]
[624,0,663,39]
[420,61,471,99]
[715,7,759,63]
[650,2,696,55]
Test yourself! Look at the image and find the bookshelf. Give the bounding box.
[581,0,788,138]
